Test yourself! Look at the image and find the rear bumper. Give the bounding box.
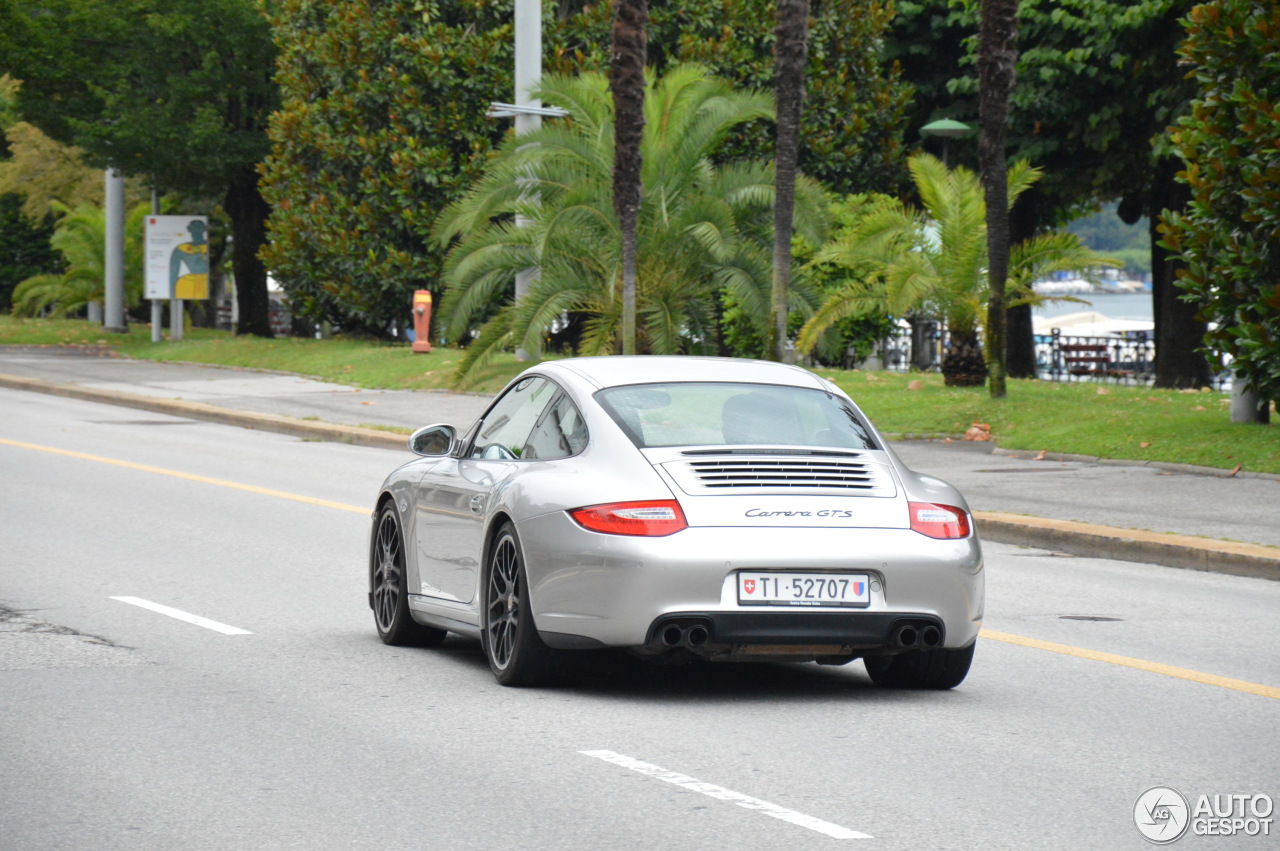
[518,513,984,651]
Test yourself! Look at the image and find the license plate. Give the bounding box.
[737,572,870,608]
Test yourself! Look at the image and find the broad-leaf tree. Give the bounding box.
[1162,0,1280,412]
[435,65,828,387]
[0,0,279,336]
[260,0,520,338]
[0,194,61,313]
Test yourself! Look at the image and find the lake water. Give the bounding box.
[1034,291,1154,322]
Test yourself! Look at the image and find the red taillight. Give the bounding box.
[908,502,971,539]
[569,500,688,537]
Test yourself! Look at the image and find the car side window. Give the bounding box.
[523,394,588,460]
[469,377,557,460]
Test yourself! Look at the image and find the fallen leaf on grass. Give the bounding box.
[1192,405,1205,411]
[1139,441,1151,448]
[964,422,992,442]
[1096,387,1110,395]
[907,380,923,390]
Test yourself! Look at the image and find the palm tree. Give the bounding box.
[977,0,1019,397]
[796,153,1117,386]
[770,0,810,362]
[435,63,828,387]
[610,0,648,356]
[12,201,146,317]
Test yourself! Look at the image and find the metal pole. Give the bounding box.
[151,187,162,342]
[103,169,128,332]
[512,0,541,361]
[171,299,184,341]
[169,176,183,342]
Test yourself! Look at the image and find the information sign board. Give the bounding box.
[145,216,210,300]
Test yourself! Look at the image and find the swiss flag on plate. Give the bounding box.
[743,579,756,594]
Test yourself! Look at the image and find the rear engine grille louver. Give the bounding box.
[677,455,895,496]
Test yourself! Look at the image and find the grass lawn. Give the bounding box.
[3,317,1278,474]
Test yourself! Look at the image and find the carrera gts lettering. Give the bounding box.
[745,508,854,519]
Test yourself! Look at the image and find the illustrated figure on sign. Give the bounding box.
[169,220,209,299]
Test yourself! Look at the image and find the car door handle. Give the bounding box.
[470,494,485,513]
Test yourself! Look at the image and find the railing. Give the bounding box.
[1037,329,1154,384]
[863,324,1229,389]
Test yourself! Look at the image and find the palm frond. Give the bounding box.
[795,277,888,353]
[449,306,516,391]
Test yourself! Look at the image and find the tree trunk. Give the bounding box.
[1006,304,1036,377]
[1007,188,1042,379]
[1230,380,1272,424]
[770,0,809,363]
[610,0,648,356]
[1150,157,1210,388]
[942,328,988,387]
[223,166,273,337]
[977,0,1017,398]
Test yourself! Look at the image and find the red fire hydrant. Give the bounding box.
[412,290,433,353]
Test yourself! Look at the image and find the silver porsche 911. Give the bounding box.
[369,356,983,689]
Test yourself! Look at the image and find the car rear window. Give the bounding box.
[595,382,877,450]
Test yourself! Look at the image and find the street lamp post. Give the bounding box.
[486,2,568,361]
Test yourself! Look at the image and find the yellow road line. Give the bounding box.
[982,629,1280,700]
[5,436,1277,700]
[0,436,369,515]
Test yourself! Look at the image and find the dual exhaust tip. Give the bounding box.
[891,623,942,650]
[660,622,710,649]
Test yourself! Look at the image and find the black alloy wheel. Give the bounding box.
[371,504,446,647]
[483,522,564,686]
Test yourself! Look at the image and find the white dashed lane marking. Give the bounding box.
[580,749,871,840]
[110,597,252,635]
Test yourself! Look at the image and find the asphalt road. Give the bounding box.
[2,389,1277,850]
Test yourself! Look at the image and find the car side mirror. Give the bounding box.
[409,424,456,457]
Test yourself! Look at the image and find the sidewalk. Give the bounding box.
[3,346,1277,580]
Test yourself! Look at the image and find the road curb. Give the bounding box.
[975,511,1280,581]
[6,371,1278,581]
[0,372,408,452]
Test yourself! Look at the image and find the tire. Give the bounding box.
[482,522,566,687]
[370,504,447,647]
[864,641,975,690]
